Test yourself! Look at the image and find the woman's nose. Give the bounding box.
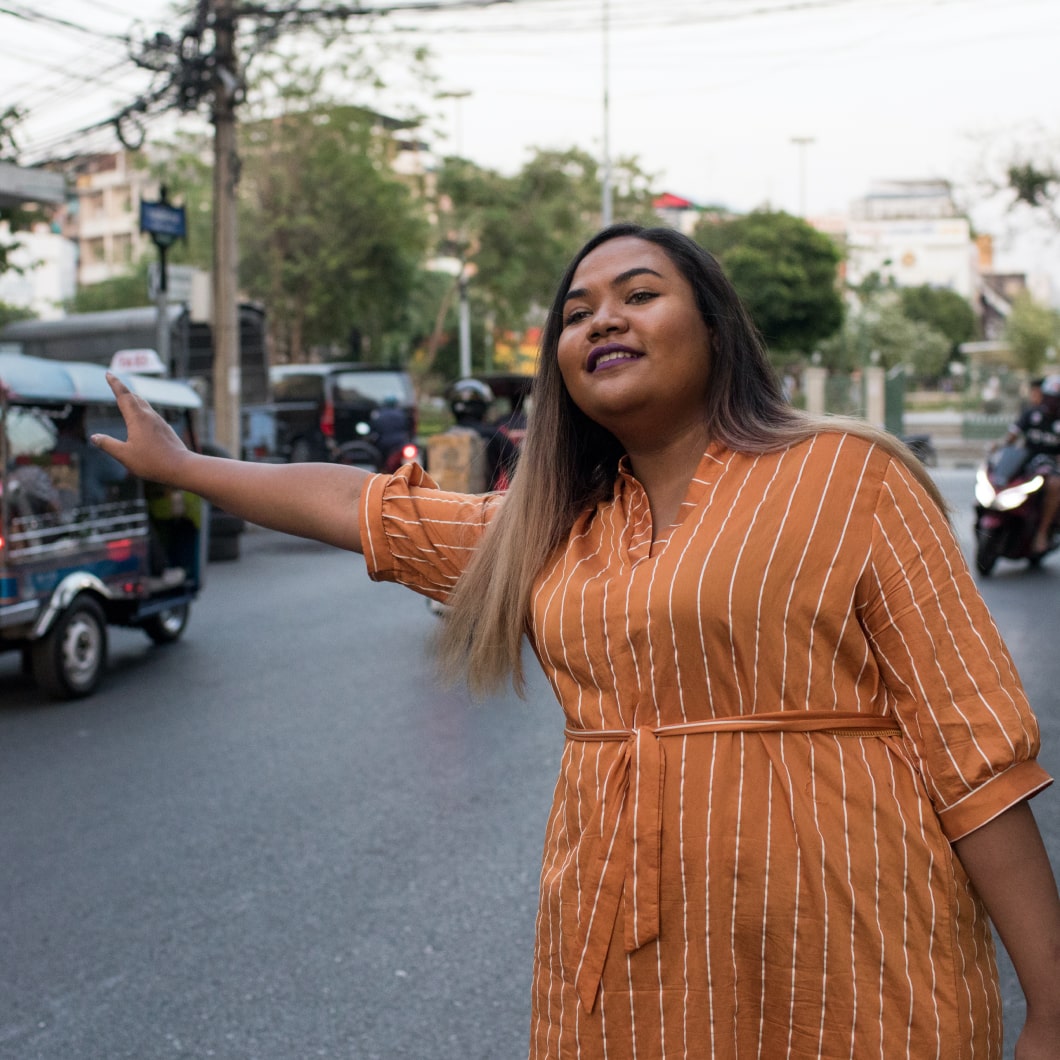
[588,301,626,341]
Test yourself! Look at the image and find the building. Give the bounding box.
[50,150,158,287]
[0,161,73,319]
[843,180,977,299]
[0,220,77,319]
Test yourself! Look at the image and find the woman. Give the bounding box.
[95,224,1059,1059]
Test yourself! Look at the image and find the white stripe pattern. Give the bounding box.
[359,436,1050,1059]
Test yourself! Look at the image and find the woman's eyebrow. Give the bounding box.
[564,266,665,304]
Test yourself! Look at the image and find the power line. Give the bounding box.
[0,3,135,43]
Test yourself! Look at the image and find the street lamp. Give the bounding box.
[790,135,815,217]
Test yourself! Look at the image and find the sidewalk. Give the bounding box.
[903,410,1000,469]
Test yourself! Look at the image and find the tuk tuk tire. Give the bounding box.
[31,594,108,699]
[143,603,190,645]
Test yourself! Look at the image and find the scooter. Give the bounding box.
[973,444,1060,575]
[335,433,421,473]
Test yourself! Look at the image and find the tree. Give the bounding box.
[238,103,429,363]
[67,263,152,313]
[691,209,843,359]
[898,285,978,351]
[0,300,34,329]
[972,129,1060,231]
[816,296,952,385]
[432,147,659,368]
[1004,291,1060,375]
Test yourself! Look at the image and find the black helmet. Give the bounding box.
[447,378,494,420]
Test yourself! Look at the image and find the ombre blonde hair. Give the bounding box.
[436,224,947,697]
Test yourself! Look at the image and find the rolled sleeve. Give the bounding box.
[360,462,500,601]
[859,457,1053,839]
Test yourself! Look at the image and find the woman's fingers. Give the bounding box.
[90,372,189,480]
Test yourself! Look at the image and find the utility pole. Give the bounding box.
[211,0,241,456]
[600,0,613,226]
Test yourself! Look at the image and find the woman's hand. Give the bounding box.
[91,373,195,485]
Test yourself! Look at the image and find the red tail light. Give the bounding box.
[401,443,419,462]
[107,537,134,562]
[321,399,335,438]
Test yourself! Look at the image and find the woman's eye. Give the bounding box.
[628,290,658,305]
[564,307,590,326]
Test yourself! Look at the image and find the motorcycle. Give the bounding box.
[973,444,1060,575]
[337,432,423,474]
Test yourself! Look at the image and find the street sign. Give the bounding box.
[148,262,197,303]
[139,199,186,247]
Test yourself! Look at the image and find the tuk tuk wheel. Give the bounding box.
[31,594,108,699]
[143,603,190,645]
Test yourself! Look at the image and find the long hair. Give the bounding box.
[436,223,947,696]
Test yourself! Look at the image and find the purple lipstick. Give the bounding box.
[588,343,642,373]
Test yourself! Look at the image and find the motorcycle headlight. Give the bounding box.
[993,475,1045,511]
[975,468,996,507]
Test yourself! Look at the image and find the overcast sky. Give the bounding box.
[3,0,1058,283]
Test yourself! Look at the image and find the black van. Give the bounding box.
[269,363,417,467]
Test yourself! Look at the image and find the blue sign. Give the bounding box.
[139,200,186,245]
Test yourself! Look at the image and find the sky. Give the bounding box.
[2,0,1058,284]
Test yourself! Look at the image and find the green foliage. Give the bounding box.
[817,297,952,384]
[237,101,430,362]
[897,285,978,350]
[1004,291,1060,375]
[67,263,152,313]
[435,147,660,342]
[691,209,844,356]
[145,133,214,270]
[1007,162,1058,210]
[0,299,34,329]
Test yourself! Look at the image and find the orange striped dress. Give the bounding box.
[360,431,1052,1060]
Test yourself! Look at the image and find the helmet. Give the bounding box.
[447,378,494,420]
[1040,375,1060,398]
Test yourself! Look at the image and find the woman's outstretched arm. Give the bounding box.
[92,373,371,553]
[953,800,1060,1059]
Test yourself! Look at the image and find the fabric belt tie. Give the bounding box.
[563,710,903,1014]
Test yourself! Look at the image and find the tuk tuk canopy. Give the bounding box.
[0,353,202,410]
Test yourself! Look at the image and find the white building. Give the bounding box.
[843,180,977,299]
[57,150,158,287]
[0,162,74,320]
[0,221,77,319]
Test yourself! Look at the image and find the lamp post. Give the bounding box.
[790,135,815,218]
[601,0,613,226]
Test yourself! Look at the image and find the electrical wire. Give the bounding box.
[4,0,1051,163]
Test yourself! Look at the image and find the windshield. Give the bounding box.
[332,371,413,405]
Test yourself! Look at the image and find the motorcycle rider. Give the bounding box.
[997,374,1060,556]
[446,378,520,492]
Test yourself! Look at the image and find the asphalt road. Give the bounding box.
[0,467,1056,1060]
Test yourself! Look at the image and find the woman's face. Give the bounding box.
[556,236,712,447]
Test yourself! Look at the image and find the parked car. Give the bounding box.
[269,363,418,467]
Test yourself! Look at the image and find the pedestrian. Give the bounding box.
[92,223,1059,1059]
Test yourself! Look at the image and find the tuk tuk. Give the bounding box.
[0,353,206,699]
